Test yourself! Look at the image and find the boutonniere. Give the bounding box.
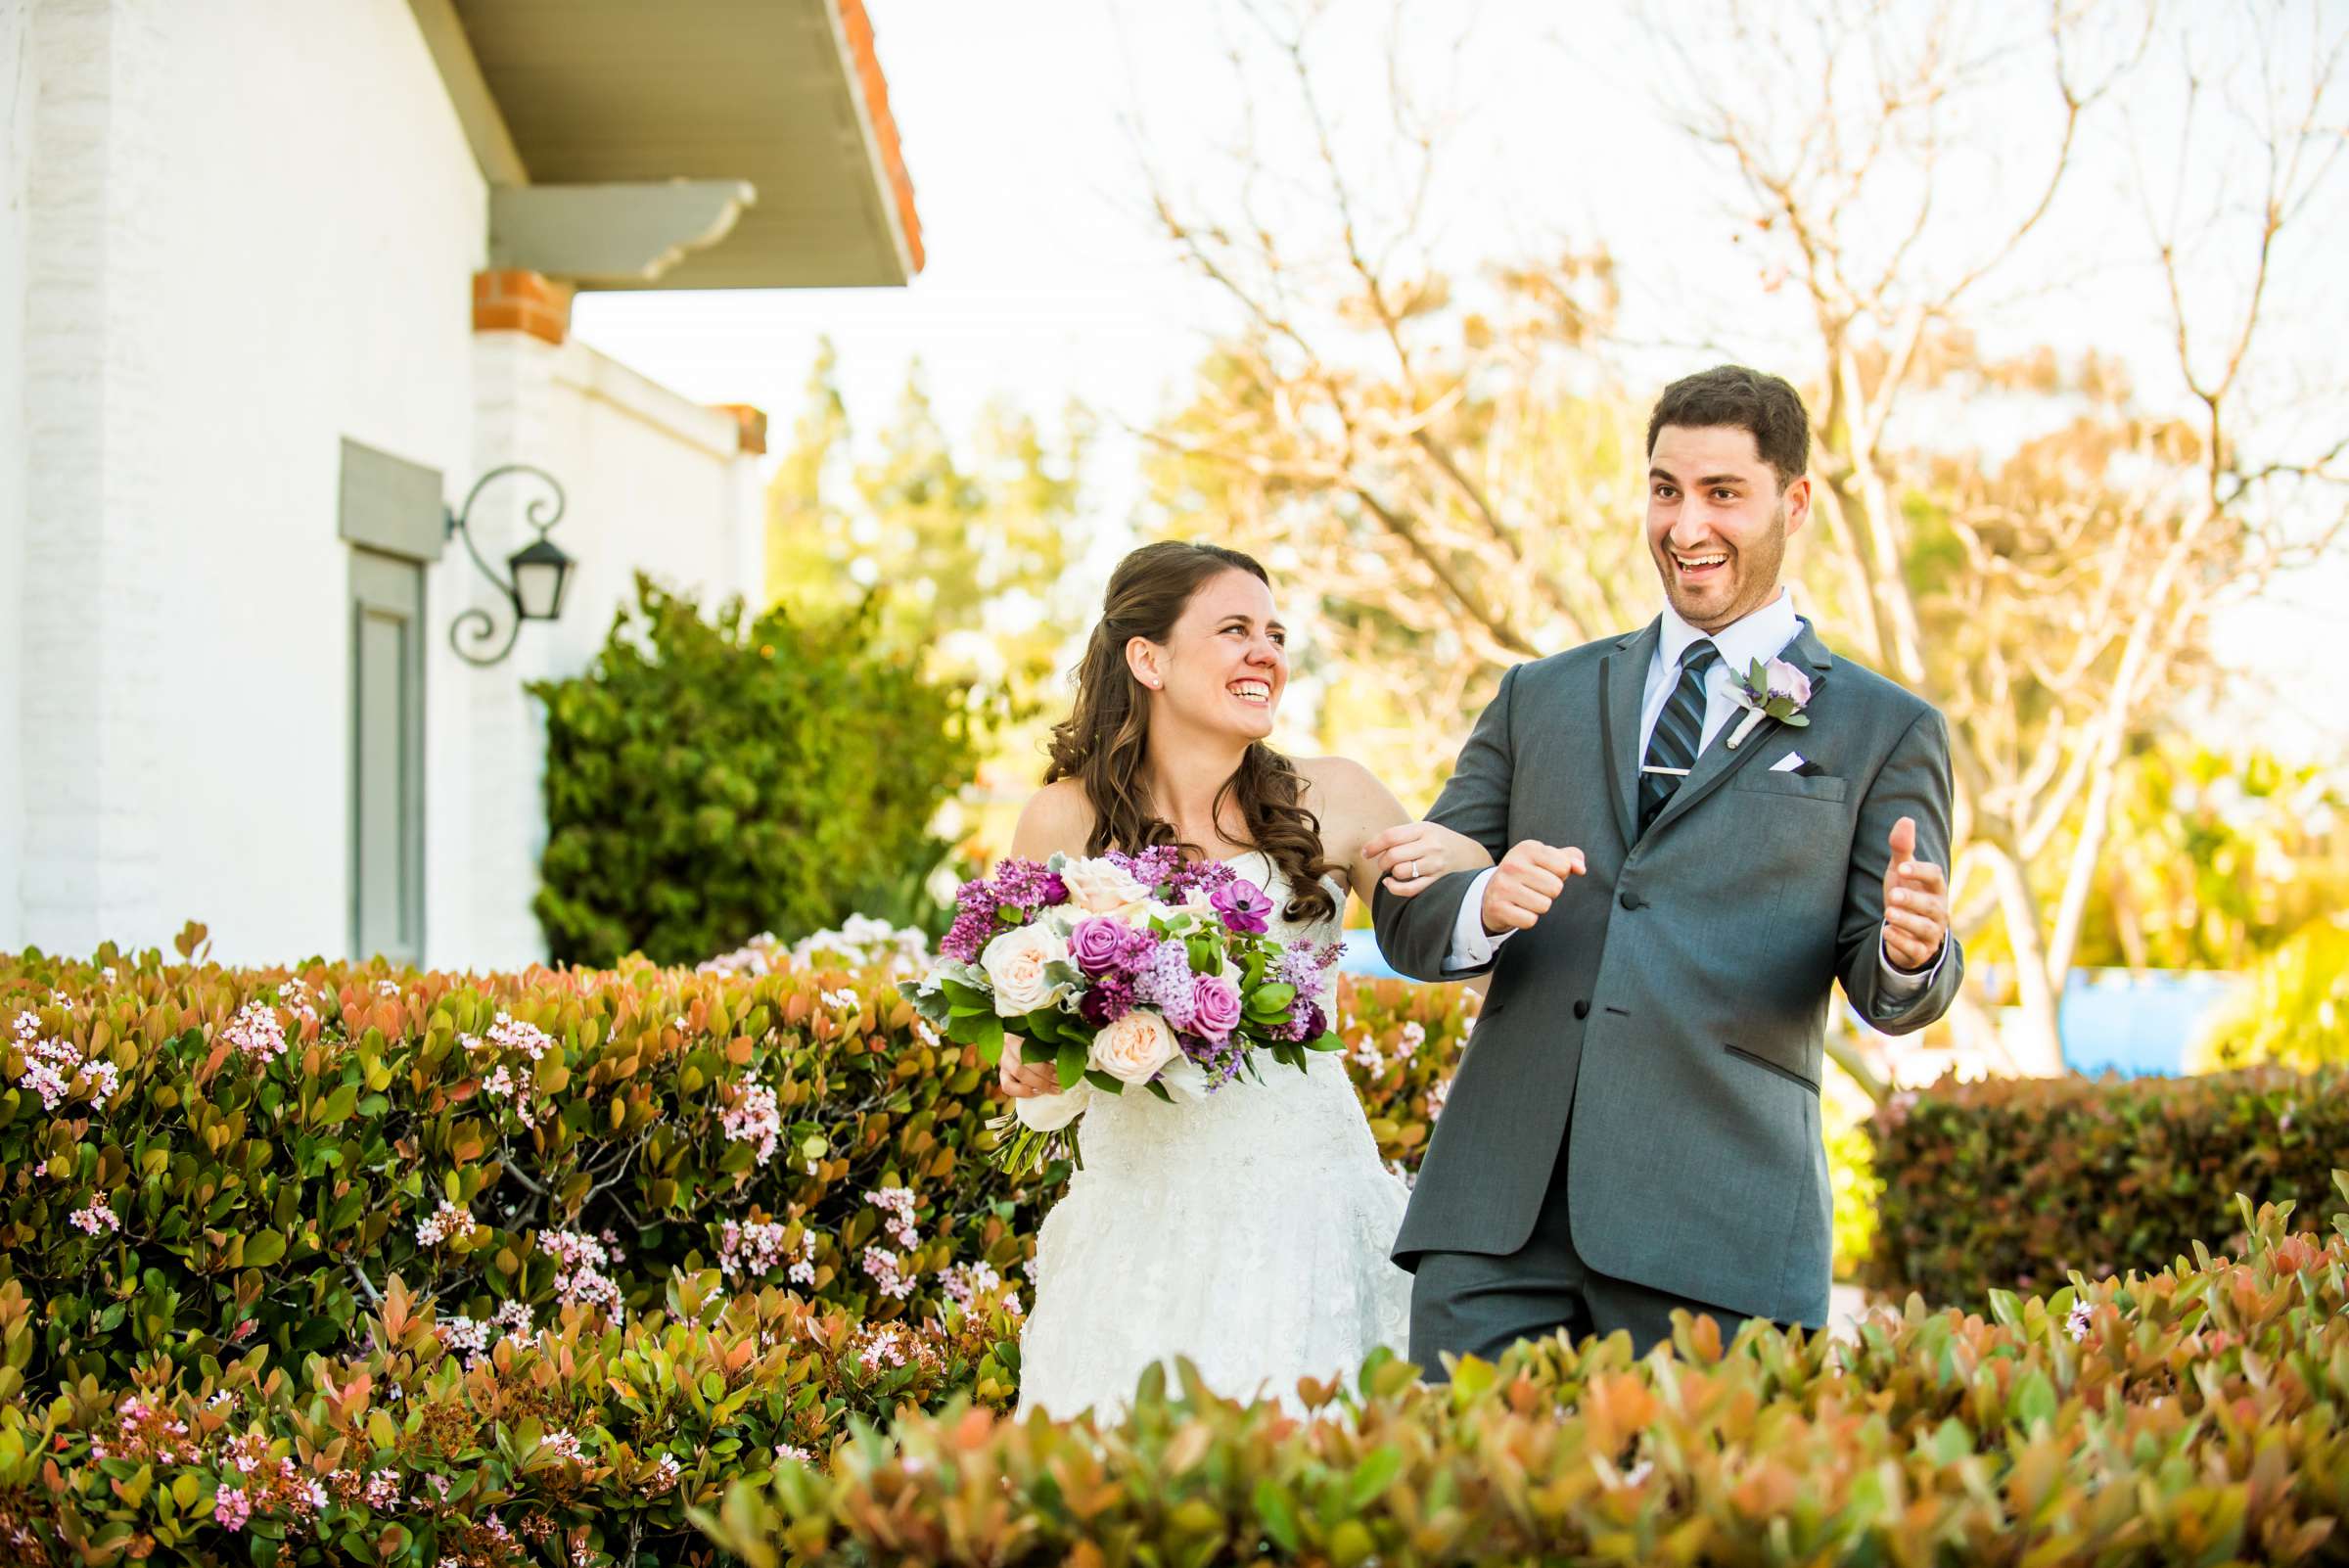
[1726,657,1813,749]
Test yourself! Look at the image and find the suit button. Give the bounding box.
[1572,999,1590,1020]
[1619,891,1640,911]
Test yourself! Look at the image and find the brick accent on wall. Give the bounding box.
[712,403,769,455]
[833,0,925,275]
[472,268,572,345]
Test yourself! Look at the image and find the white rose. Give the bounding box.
[1061,858,1150,914]
[981,925,1070,1018]
[1154,1053,1210,1101]
[1014,1080,1092,1131]
[1089,1007,1180,1084]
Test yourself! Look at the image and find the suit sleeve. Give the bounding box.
[1373,663,1518,982]
[1838,704,1965,1035]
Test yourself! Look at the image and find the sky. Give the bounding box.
[573,0,2347,761]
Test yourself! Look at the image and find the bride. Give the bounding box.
[1000,540,1489,1419]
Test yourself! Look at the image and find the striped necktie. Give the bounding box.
[1638,640,1719,834]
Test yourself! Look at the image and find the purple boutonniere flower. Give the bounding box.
[1727,655,1815,749]
[1211,878,1273,935]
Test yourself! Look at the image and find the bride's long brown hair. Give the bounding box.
[1045,541,1340,923]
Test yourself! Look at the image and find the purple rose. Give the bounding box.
[1191,973,1243,1040]
[1068,916,1129,976]
[1211,878,1273,935]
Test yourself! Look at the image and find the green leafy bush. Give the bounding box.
[0,1271,1023,1565]
[0,945,1049,1397]
[706,1181,2349,1568]
[2191,913,2349,1072]
[0,939,1472,1400]
[1863,1064,2347,1304]
[530,576,983,966]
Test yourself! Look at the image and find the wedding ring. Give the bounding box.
[1405,859,1419,880]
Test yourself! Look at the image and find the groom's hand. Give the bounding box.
[1481,841,1587,936]
[1881,816,1950,972]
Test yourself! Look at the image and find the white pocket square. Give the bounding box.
[1771,752,1806,773]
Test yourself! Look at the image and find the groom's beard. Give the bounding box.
[1654,500,1788,631]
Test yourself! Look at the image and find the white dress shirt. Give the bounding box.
[1443,590,1945,998]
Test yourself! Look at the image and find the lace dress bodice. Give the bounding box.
[1014,851,1412,1420]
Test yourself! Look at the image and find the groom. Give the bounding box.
[1369,364,1961,1365]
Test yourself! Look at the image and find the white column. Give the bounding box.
[18,0,169,956]
[455,326,570,969]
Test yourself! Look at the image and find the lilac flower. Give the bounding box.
[1211,879,1273,935]
[1107,844,1181,892]
[990,858,1068,914]
[941,908,993,964]
[1134,941,1200,1031]
[1168,856,1239,899]
[1281,999,1328,1044]
[1078,976,1136,1026]
[1275,941,1341,993]
[1068,916,1130,975]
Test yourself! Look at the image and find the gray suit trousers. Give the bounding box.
[1407,1117,1766,1372]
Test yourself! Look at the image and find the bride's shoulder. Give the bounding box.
[1288,755,1399,822]
[1010,778,1095,860]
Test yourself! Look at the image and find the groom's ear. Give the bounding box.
[1782,472,1813,539]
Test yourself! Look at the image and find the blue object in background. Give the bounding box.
[2053,968,2240,1077]
[1341,936,2239,1078]
[1339,928,1402,980]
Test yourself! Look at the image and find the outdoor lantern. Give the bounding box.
[444,463,575,667]
[508,533,576,623]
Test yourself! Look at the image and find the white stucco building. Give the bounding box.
[0,0,924,968]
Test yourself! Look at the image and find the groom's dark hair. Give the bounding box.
[1647,365,1810,487]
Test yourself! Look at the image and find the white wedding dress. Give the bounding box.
[1015,850,1413,1420]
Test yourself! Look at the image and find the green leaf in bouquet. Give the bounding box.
[968,1015,1004,1062]
[1145,1079,1174,1103]
[1083,1069,1128,1095]
[1251,983,1297,1013]
[1055,1041,1087,1091]
[1186,936,1221,974]
[1043,960,1083,989]
[1303,1030,1343,1053]
[940,979,990,1015]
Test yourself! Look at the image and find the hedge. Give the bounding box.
[1864,1064,2349,1305]
[530,576,983,967]
[704,1180,2349,1567]
[0,1271,1024,1564]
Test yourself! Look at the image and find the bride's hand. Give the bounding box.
[1362,819,1495,899]
[998,1035,1061,1099]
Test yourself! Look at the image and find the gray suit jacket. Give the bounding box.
[1373,617,1962,1328]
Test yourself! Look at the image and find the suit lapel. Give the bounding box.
[1598,621,1659,852]
[1645,618,1835,840]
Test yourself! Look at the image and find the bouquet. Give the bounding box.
[901,846,1343,1172]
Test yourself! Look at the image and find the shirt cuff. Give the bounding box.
[1446,868,1513,971]
[1876,932,1946,1001]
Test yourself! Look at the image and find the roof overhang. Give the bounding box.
[413,0,923,290]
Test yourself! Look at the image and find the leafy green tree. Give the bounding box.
[766,342,1091,692]
[2069,742,2349,972]
[764,344,1097,854]
[530,576,982,966]
[2189,915,2349,1072]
